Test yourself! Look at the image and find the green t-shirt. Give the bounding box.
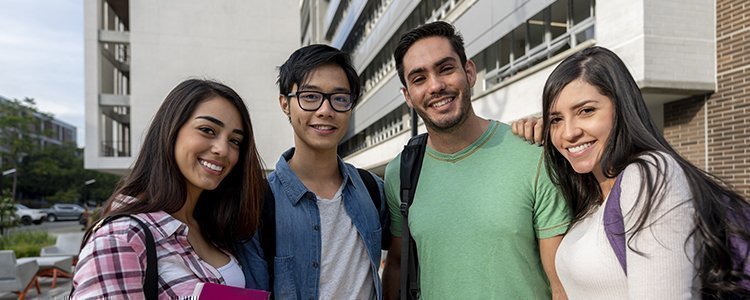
[385,120,571,299]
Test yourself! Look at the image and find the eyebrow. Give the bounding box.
[406,56,458,80]
[196,115,245,136]
[550,99,599,116]
[570,99,599,110]
[298,84,350,93]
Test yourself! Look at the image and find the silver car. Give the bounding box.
[15,204,47,225]
[45,203,85,222]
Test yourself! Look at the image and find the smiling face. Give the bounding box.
[174,97,244,196]
[549,79,615,181]
[280,63,351,154]
[401,36,476,133]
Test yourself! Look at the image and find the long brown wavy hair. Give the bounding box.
[96,79,265,255]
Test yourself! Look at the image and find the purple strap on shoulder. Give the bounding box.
[604,174,627,275]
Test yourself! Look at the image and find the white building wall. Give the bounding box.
[85,0,300,173]
[597,0,715,92]
[339,0,716,171]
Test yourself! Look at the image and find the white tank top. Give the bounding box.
[216,255,245,288]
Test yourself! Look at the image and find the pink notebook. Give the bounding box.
[192,282,271,300]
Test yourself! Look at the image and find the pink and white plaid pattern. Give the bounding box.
[72,210,227,299]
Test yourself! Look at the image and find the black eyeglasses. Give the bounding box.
[287,91,354,112]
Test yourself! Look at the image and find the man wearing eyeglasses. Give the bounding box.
[239,44,389,300]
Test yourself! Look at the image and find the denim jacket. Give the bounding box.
[238,148,388,299]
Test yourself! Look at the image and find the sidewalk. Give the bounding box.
[0,276,71,300]
[1,224,80,300]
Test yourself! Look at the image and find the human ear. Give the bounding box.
[279,94,291,123]
[465,59,477,88]
[402,87,414,109]
[279,94,290,115]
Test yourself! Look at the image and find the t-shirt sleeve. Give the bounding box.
[533,154,572,239]
[384,155,404,237]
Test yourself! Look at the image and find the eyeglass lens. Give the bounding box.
[297,91,353,112]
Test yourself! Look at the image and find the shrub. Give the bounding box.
[0,231,55,258]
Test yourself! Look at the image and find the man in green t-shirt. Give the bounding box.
[382,21,571,299]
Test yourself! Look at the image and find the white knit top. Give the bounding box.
[556,152,698,299]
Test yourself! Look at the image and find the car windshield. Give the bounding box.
[16,204,29,209]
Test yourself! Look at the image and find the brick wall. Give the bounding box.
[664,0,749,197]
[664,96,706,169]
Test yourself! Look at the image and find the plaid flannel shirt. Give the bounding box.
[72,210,229,299]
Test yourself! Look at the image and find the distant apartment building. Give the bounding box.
[0,95,77,152]
[84,0,300,174]
[301,0,748,197]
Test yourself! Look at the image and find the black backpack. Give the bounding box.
[398,133,428,300]
[258,168,385,291]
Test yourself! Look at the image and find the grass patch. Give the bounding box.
[0,231,56,258]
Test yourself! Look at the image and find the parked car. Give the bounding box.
[15,204,47,225]
[45,203,85,222]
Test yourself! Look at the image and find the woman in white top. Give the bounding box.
[539,46,750,299]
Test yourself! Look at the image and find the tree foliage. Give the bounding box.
[0,97,51,168]
[1,97,121,205]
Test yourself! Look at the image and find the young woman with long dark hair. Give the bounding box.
[540,46,749,299]
[72,79,265,298]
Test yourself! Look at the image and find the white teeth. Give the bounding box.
[200,160,223,172]
[313,125,334,130]
[568,142,594,153]
[431,98,453,108]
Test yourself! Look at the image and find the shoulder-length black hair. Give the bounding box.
[541,46,750,297]
[98,79,265,255]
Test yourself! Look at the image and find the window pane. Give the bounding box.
[528,10,545,49]
[550,0,568,41]
[512,24,527,61]
[499,35,511,68]
[572,0,593,25]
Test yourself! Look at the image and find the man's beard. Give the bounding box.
[414,88,471,134]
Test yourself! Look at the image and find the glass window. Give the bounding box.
[550,0,569,41]
[511,25,527,62]
[499,36,511,68]
[527,11,545,49]
[483,40,499,71]
[572,0,593,25]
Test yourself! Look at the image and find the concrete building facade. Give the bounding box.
[84,0,300,174]
[301,0,723,181]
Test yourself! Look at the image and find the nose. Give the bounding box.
[211,138,229,157]
[562,119,583,142]
[315,95,335,118]
[426,74,446,95]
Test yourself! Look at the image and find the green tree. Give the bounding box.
[0,98,51,168]
[0,97,121,204]
[0,192,17,235]
[18,144,121,204]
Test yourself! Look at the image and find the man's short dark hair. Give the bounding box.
[277,44,361,105]
[394,21,468,87]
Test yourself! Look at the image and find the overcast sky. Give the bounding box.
[0,0,85,146]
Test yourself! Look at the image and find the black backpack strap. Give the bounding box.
[399,133,428,300]
[78,214,159,300]
[358,168,381,212]
[357,168,391,250]
[259,180,276,292]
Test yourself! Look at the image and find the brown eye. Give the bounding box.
[199,127,215,135]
